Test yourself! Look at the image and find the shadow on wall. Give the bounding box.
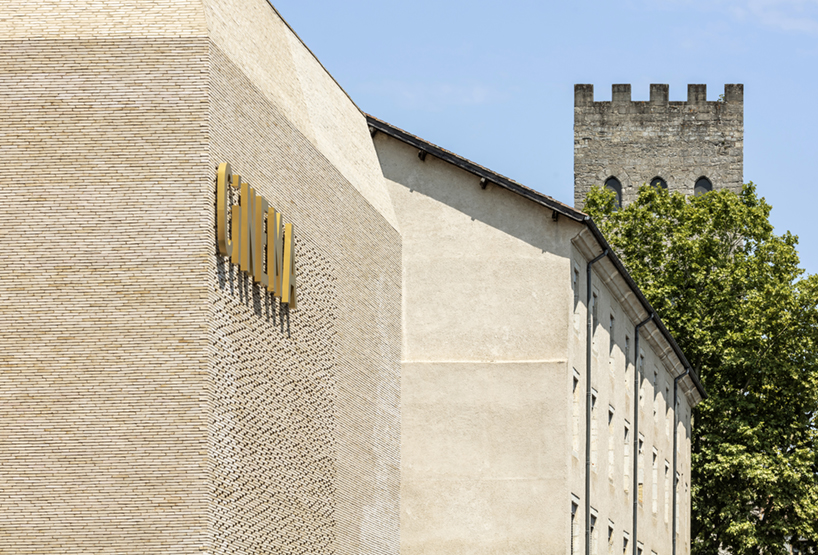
[373,133,567,255]
[216,253,291,336]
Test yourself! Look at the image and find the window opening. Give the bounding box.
[637,436,644,505]
[608,523,615,555]
[591,391,598,470]
[652,449,659,514]
[624,422,630,494]
[573,370,581,455]
[650,177,668,189]
[608,406,615,482]
[694,177,712,196]
[605,177,622,207]
[664,460,670,524]
[609,314,616,373]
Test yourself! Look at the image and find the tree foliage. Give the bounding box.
[585,184,818,554]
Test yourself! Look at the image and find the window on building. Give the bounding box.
[609,314,616,373]
[675,472,681,533]
[591,391,598,470]
[638,436,645,505]
[571,501,579,555]
[665,383,671,437]
[608,523,615,555]
[624,335,631,391]
[573,264,581,331]
[608,406,616,482]
[650,177,668,189]
[652,449,659,514]
[605,177,622,207]
[664,460,671,524]
[591,514,598,555]
[592,291,599,350]
[653,368,659,424]
[623,533,629,555]
[573,370,581,455]
[694,177,712,196]
[624,422,630,494]
[638,354,645,409]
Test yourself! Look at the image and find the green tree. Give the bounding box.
[584,184,818,555]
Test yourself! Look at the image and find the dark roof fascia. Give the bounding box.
[366,114,586,222]
[367,113,706,401]
[584,219,707,399]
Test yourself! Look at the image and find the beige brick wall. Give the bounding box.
[207,42,401,555]
[0,37,213,553]
[0,2,401,554]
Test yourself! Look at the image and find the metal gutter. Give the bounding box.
[586,249,609,555]
[672,368,691,555]
[633,313,654,555]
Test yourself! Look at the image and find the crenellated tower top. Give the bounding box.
[573,84,744,209]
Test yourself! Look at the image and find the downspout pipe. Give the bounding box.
[586,249,608,555]
[633,313,654,555]
[672,368,691,555]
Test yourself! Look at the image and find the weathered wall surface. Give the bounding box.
[0,1,401,554]
[574,84,743,208]
[0,4,213,552]
[373,132,576,555]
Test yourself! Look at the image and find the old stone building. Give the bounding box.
[574,84,744,208]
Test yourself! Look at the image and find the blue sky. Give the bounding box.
[272,0,818,276]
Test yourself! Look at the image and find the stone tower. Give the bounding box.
[573,84,743,209]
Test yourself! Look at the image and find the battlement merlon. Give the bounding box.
[574,83,744,108]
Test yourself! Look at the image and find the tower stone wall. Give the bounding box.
[574,84,743,208]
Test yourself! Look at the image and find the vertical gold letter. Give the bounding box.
[255,195,269,287]
[267,207,284,297]
[216,163,233,257]
[240,182,253,273]
[231,174,242,266]
[282,222,297,309]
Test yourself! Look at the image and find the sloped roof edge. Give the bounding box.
[367,113,706,401]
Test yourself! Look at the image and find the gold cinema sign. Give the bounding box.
[216,162,296,309]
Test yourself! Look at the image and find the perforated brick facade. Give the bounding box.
[0,1,400,553]
[574,84,744,208]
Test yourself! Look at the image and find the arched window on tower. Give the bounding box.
[650,177,667,190]
[605,177,622,207]
[694,177,712,196]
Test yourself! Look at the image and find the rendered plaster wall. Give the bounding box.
[566,253,694,555]
[373,132,577,555]
[574,84,743,208]
[372,130,695,555]
[0,1,401,554]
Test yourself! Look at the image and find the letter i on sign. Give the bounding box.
[282,223,296,309]
[216,163,233,257]
[267,207,284,297]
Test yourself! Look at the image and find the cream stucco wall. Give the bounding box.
[374,133,576,554]
[372,130,695,555]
